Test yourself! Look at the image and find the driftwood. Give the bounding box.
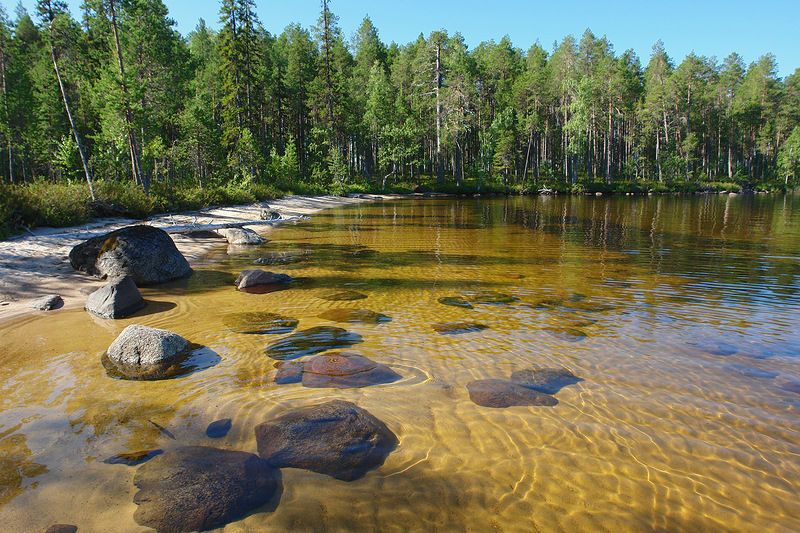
[156,215,309,234]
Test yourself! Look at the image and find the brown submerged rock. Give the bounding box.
[223,312,298,334]
[318,289,368,301]
[133,446,278,533]
[301,353,401,389]
[254,399,397,481]
[432,322,489,334]
[273,360,305,384]
[264,326,362,361]
[510,367,582,394]
[467,379,558,408]
[317,308,390,324]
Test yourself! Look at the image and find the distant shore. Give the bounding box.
[0,194,392,323]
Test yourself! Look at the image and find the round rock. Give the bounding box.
[133,446,278,532]
[301,353,401,389]
[467,379,558,408]
[254,400,397,481]
[105,325,189,379]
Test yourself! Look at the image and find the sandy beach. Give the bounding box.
[0,194,390,322]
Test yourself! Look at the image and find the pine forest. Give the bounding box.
[2,0,800,228]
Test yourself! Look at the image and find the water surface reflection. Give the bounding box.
[1,195,800,531]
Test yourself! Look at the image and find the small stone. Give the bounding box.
[254,400,397,481]
[28,294,63,311]
[432,322,489,334]
[301,353,401,389]
[206,419,233,439]
[318,289,368,301]
[317,308,390,324]
[45,525,78,533]
[103,449,164,466]
[437,296,474,309]
[235,269,292,291]
[85,275,146,319]
[467,379,558,408]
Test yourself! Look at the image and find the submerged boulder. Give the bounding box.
[235,269,292,291]
[254,400,397,481]
[432,322,489,334]
[104,324,189,379]
[437,296,474,309]
[85,275,146,319]
[467,379,558,408]
[273,360,305,384]
[264,326,362,361]
[69,225,191,285]
[223,312,298,334]
[301,353,401,389]
[133,446,279,532]
[510,367,582,394]
[460,290,518,304]
[317,308,390,324]
[318,290,368,301]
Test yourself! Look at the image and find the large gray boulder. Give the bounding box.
[254,399,397,481]
[105,325,189,379]
[69,225,191,285]
[85,275,146,319]
[133,446,279,532]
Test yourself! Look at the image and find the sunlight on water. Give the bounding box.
[1,194,800,531]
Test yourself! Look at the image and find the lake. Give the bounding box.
[1,194,800,531]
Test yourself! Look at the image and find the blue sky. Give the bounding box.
[6,0,799,78]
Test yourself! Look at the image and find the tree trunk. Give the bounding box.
[0,44,12,183]
[109,0,146,193]
[49,43,95,200]
[435,43,444,184]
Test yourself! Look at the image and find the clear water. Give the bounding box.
[2,195,800,531]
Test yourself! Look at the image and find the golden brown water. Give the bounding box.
[2,195,800,532]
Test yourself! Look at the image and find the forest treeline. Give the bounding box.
[2,0,800,200]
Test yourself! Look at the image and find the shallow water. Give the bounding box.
[2,194,800,532]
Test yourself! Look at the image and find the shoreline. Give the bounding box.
[0,194,393,323]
